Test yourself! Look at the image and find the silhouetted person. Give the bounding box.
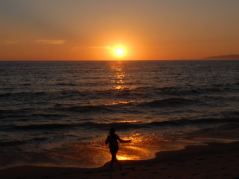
[105,128,131,168]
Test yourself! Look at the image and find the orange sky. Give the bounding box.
[0,0,239,60]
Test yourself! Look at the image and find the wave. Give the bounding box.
[53,98,201,112]
[0,83,238,100]
[137,98,198,108]
[101,84,231,97]
[0,90,83,99]
[10,116,239,131]
[0,91,47,98]
[0,109,31,118]
[54,104,115,113]
[151,86,238,96]
[53,97,200,114]
[89,84,238,97]
[0,137,48,147]
[0,109,66,119]
[0,140,28,147]
[55,82,77,86]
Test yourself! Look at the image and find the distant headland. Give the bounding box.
[207,54,239,60]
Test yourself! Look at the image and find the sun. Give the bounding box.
[112,45,127,59]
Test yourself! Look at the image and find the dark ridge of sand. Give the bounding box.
[1,142,239,179]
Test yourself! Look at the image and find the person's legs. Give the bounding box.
[110,151,116,169]
[114,150,122,170]
[110,149,122,170]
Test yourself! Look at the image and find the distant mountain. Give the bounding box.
[207,54,239,60]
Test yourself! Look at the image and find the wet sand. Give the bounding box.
[1,142,239,179]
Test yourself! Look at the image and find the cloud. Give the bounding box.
[71,45,111,51]
[5,40,18,45]
[88,45,111,49]
[36,39,65,45]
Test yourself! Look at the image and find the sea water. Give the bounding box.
[0,60,238,168]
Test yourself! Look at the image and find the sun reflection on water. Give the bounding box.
[47,132,171,168]
[115,133,158,161]
[117,155,130,160]
[110,62,126,91]
[117,145,154,161]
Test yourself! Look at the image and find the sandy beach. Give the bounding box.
[1,142,239,179]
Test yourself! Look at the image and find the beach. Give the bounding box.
[1,0,239,178]
[1,142,239,179]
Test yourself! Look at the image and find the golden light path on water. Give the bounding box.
[107,62,160,161]
[116,138,157,161]
[111,62,126,91]
[108,61,152,161]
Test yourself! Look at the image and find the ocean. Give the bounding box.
[0,60,238,168]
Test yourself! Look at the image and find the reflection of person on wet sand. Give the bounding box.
[105,128,131,168]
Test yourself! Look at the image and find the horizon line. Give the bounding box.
[0,59,238,62]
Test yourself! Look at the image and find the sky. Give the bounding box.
[0,0,239,60]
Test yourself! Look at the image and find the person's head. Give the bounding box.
[109,127,115,135]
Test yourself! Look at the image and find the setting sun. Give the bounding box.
[112,45,127,59]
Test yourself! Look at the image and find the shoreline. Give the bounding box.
[1,141,239,178]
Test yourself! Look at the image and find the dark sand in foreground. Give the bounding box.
[1,142,239,179]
